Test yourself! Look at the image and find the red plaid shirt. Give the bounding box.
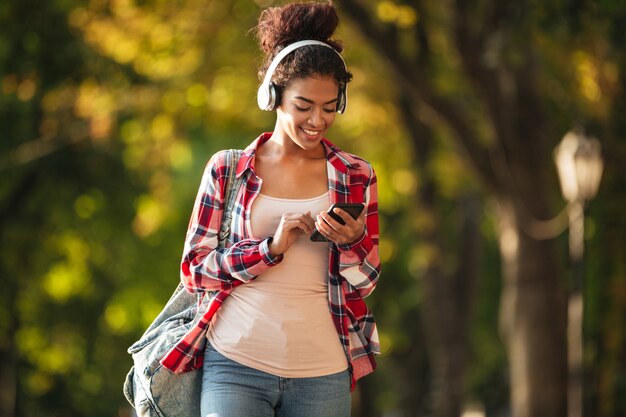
[161,133,381,389]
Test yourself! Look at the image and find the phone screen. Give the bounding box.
[310,203,365,242]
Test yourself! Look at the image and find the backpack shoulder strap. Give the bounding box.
[218,149,244,246]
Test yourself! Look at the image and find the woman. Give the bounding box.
[161,2,381,416]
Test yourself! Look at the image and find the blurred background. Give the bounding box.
[1,0,625,416]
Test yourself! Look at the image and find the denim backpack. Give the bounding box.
[123,149,243,417]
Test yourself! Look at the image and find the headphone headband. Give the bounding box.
[257,39,348,113]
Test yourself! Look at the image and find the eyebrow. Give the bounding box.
[294,96,338,105]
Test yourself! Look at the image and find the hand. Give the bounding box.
[315,207,365,245]
[269,211,315,256]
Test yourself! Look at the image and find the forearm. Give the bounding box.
[181,236,282,292]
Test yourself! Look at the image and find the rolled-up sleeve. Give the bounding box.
[180,151,282,293]
[338,164,380,298]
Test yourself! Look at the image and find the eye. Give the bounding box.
[295,105,310,112]
[323,108,336,113]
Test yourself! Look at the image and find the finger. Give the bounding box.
[301,214,316,231]
[296,218,316,235]
[316,214,341,241]
[319,211,346,233]
[318,211,364,244]
[331,208,358,226]
[297,221,313,234]
[303,211,316,224]
[284,212,316,229]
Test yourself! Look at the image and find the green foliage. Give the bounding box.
[1,0,625,416]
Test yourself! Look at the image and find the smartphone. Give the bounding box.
[310,202,365,242]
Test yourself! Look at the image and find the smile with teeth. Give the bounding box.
[302,127,322,137]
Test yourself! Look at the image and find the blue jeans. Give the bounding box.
[200,343,351,417]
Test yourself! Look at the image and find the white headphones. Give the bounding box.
[257,39,348,113]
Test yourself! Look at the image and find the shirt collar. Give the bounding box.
[236,132,361,177]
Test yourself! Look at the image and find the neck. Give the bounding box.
[266,130,326,159]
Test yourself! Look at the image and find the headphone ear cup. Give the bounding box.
[257,82,277,111]
[336,83,347,114]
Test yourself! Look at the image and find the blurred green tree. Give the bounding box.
[0,0,263,415]
[1,0,625,416]
[337,0,626,416]
[1,0,418,415]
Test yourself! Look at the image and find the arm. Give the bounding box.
[337,164,381,299]
[180,151,282,293]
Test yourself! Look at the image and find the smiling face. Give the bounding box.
[274,74,339,152]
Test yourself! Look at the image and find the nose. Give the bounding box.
[308,108,324,127]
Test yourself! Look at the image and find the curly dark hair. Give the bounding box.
[254,1,353,104]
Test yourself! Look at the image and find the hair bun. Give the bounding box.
[256,1,343,55]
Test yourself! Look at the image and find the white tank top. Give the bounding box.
[207,191,348,377]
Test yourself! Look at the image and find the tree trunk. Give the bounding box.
[0,340,17,417]
[400,96,480,417]
[420,196,480,417]
[0,174,36,417]
[497,198,568,417]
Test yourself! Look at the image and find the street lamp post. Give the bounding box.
[553,128,604,417]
